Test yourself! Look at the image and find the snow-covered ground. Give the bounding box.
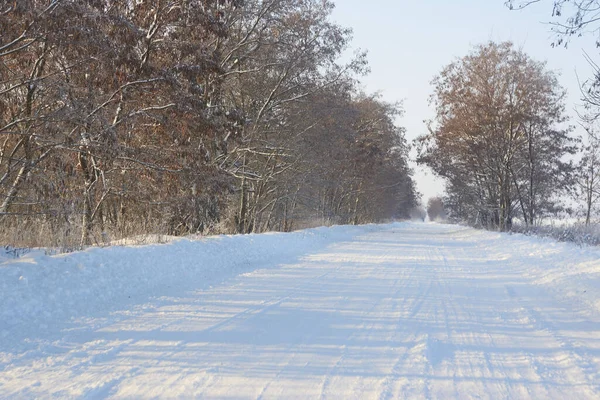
[2,222,600,398]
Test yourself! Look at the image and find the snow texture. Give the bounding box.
[2,222,600,398]
[511,221,600,247]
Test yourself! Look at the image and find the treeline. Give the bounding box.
[416,0,600,231]
[417,41,598,230]
[417,42,576,230]
[0,0,418,248]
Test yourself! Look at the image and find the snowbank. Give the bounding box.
[449,224,600,315]
[510,221,600,247]
[0,223,386,351]
[4,221,600,357]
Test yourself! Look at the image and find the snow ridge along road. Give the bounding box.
[2,222,600,398]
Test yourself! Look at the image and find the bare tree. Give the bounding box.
[576,133,600,224]
[418,42,574,230]
[505,1,600,122]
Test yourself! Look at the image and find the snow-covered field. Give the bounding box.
[2,222,600,398]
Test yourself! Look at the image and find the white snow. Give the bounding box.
[2,222,600,398]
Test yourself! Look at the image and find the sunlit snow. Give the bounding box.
[2,223,600,398]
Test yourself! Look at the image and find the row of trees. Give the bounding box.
[0,0,418,248]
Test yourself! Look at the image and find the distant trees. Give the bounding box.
[409,206,426,222]
[427,197,446,221]
[417,42,576,230]
[0,0,418,248]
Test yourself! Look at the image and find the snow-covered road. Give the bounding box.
[3,223,600,399]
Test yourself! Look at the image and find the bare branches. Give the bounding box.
[0,0,62,58]
[506,1,600,49]
[419,42,574,229]
[0,0,417,248]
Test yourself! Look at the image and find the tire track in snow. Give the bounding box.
[506,286,600,397]
[5,222,600,399]
[318,255,401,399]
[378,243,442,400]
[198,269,336,337]
[254,300,347,400]
[197,265,348,398]
[421,246,459,400]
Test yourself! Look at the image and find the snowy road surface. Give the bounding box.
[3,223,600,398]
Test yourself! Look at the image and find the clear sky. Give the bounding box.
[331,0,596,203]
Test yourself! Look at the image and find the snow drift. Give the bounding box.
[0,224,383,352]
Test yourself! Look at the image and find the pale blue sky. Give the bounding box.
[331,0,596,202]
